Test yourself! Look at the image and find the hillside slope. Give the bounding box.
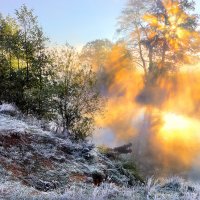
[0,104,139,198]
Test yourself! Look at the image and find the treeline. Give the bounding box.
[0,5,101,140]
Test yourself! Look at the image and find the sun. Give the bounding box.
[162,112,190,131]
[160,112,200,141]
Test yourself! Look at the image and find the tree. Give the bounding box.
[16,5,38,82]
[0,14,25,105]
[15,5,50,115]
[49,45,102,140]
[118,0,200,86]
[0,6,50,115]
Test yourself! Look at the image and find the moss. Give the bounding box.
[98,146,110,155]
[97,146,117,160]
[122,161,145,184]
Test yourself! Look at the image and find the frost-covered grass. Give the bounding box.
[1,175,200,200]
[0,114,52,138]
[0,103,68,138]
[0,107,52,137]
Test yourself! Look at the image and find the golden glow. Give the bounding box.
[143,0,200,56]
[162,113,191,132]
[95,44,144,142]
[161,112,200,141]
[95,0,200,174]
[94,46,200,171]
[154,111,200,168]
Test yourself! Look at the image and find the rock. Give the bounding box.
[92,170,107,186]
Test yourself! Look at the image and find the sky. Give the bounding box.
[0,0,125,48]
[1,0,200,48]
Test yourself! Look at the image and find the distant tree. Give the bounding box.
[81,39,115,95]
[80,39,113,71]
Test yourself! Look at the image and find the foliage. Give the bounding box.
[0,6,102,140]
[48,46,102,140]
[122,161,144,183]
[80,39,113,71]
[0,5,51,116]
